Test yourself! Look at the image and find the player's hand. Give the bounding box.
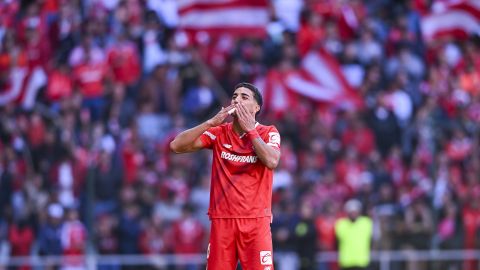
[235,102,256,132]
[206,105,235,127]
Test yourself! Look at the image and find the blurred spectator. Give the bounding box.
[315,200,341,270]
[93,147,123,216]
[95,214,119,270]
[368,93,402,157]
[293,202,317,270]
[61,208,87,270]
[139,213,171,255]
[118,203,141,254]
[171,205,205,270]
[272,200,298,270]
[38,203,64,256]
[141,11,167,74]
[46,62,74,107]
[403,198,434,270]
[372,183,398,250]
[297,10,324,57]
[335,199,372,270]
[72,35,109,121]
[189,174,210,227]
[154,190,182,224]
[8,218,34,270]
[106,30,141,88]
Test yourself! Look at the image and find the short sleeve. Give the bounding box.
[199,126,222,149]
[265,126,281,150]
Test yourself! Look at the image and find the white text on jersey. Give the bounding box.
[221,151,258,163]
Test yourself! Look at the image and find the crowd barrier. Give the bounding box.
[2,250,479,270]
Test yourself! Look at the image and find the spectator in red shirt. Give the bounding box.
[315,200,341,270]
[46,62,73,106]
[107,31,141,88]
[335,148,366,193]
[171,204,205,256]
[23,25,50,69]
[138,213,172,255]
[73,52,108,99]
[446,128,473,163]
[297,9,324,57]
[73,39,109,121]
[313,170,350,209]
[8,218,34,270]
[17,2,48,45]
[341,118,375,158]
[61,208,87,270]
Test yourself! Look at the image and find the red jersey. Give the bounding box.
[46,69,73,101]
[200,122,281,219]
[73,61,107,98]
[107,42,141,85]
[172,217,205,254]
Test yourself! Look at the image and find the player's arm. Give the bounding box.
[236,103,280,169]
[169,105,234,153]
[250,134,280,169]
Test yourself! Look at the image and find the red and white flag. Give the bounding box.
[260,49,363,114]
[0,67,47,110]
[256,69,293,115]
[421,0,480,41]
[178,0,269,37]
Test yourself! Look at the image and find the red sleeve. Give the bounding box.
[199,126,222,149]
[263,126,281,151]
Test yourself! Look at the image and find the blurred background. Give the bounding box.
[0,0,480,269]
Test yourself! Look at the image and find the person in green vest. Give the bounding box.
[335,199,373,270]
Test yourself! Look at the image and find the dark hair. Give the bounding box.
[234,82,263,115]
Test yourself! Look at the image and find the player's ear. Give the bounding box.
[254,104,260,114]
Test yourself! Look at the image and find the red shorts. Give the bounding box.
[206,217,274,270]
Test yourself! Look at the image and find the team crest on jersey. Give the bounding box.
[260,251,272,265]
[267,132,280,147]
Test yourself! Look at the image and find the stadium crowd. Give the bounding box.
[0,0,480,270]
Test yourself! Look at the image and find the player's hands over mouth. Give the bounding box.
[206,105,235,127]
[235,102,256,132]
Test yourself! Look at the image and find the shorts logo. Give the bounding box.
[260,251,272,265]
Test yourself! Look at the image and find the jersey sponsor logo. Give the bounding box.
[260,251,272,265]
[222,143,232,149]
[267,132,280,147]
[264,267,271,270]
[203,131,216,140]
[220,151,257,163]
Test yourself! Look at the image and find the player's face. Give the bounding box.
[231,87,260,116]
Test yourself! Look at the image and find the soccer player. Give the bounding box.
[170,82,281,270]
